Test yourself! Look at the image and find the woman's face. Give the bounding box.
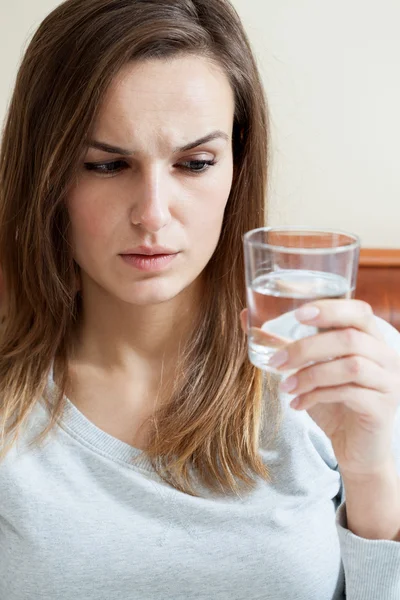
[67,55,235,306]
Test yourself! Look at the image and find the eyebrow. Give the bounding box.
[86,130,230,156]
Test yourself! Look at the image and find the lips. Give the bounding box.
[121,245,178,256]
[120,252,178,272]
[125,253,172,257]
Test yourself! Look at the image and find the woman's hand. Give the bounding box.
[240,300,400,480]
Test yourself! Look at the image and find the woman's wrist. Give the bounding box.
[341,457,400,541]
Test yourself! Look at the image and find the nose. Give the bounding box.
[130,164,172,232]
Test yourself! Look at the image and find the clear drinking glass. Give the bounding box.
[243,227,360,374]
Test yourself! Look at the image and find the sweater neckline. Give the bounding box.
[45,366,155,472]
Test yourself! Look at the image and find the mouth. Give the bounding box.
[122,253,174,257]
[120,252,179,272]
[121,245,178,256]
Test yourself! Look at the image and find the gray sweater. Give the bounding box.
[1,315,400,600]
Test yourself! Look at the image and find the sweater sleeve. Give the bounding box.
[335,316,400,599]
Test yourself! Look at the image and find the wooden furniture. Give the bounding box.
[356,250,400,331]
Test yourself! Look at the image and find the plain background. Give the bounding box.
[0,0,399,248]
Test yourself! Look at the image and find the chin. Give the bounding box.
[116,277,196,307]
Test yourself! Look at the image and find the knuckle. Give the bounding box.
[347,356,363,377]
[342,327,359,348]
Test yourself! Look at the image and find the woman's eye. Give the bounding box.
[178,160,216,174]
[84,160,128,176]
[83,159,216,177]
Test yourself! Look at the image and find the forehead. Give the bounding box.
[92,55,235,149]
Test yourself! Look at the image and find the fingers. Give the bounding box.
[295,299,384,341]
[280,356,396,396]
[240,309,292,346]
[290,384,395,423]
[242,300,381,342]
[270,327,399,372]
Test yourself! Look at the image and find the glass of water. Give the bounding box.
[243,227,360,374]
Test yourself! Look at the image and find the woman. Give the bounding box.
[0,1,399,598]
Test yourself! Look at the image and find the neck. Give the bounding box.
[70,275,203,375]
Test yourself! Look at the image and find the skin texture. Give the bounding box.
[241,300,400,477]
[64,56,235,447]
[68,56,234,363]
[241,301,400,540]
[65,54,400,539]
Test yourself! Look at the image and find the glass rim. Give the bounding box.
[243,226,360,255]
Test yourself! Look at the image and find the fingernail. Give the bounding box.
[280,375,297,393]
[290,397,301,409]
[295,305,320,321]
[268,349,288,368]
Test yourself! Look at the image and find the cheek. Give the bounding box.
[67,185,118,245]
[189,164,233,234]
[72,207,104,240]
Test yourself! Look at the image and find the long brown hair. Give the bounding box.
[0,0,279,496]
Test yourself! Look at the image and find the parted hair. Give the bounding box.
[0,0,279,497]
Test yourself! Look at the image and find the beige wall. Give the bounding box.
[1,1,399,247]
[232,0,400,248]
